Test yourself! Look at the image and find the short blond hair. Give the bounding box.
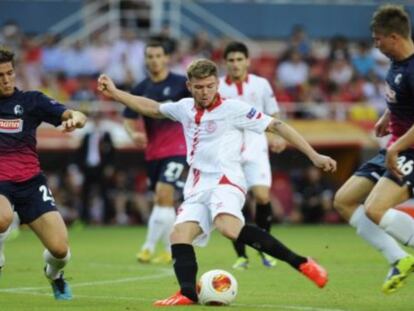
[371,4,411,38]
[186,59,218,80]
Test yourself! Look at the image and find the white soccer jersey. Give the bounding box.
[219,74,280,162]
[159,95,273,197]
[219,74,280,187]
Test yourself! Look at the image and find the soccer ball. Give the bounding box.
[197,269,238,305]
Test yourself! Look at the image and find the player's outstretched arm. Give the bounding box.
[266,118,337,172]
[97,74,164,119]
[61,110,87,132]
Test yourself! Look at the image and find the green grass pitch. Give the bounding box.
[0,225,413,311]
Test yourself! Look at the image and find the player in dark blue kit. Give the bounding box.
[0,47,87,300]
[334,4,414,294]
[123,41,190,264]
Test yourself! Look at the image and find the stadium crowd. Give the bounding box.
[1,20,387,226]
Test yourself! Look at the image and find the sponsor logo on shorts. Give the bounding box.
[0,119,23,133]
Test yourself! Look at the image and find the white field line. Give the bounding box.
[0,290,349,311]
[0,268,173,292]
[0,263,348,311]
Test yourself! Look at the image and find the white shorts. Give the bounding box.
[243,152,272,189]
[175,185,245,247]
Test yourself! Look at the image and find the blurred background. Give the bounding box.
[1,0,412,227]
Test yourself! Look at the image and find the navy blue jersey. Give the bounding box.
[385,54,414,147]
[0,88,66,181]
[123,72,190,160]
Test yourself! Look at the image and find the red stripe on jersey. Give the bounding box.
[194,109,204,125]
[192,168,201,187]
[256,112,262,119]
[219,175,245,195]
[224,75,249,96]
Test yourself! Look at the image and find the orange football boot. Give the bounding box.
[299,257,328,288]
[154,291,196,306]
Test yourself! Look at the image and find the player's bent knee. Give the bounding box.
[0,213,13,233]
[254,194,270,205]
[0,198,13,232]
[49,248,69,259]
[47,242,69,259]
[364,205,383,225]
[333,190,352,215]
[170,227,192,244]
[216,224,240,241]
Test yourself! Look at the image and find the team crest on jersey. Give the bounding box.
[246,107,257,119]
[163,87,171,96]
[0,119,23,133]
[13,105,23,116]
[394,73,403,85]
[206,120,217,133]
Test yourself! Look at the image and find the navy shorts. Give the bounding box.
[0,173,57,224]
[355,149,414,193]
[147,156,187,192]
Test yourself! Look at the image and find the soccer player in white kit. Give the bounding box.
[219,41,286,269]
[97,59,336,306]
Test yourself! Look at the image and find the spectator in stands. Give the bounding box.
[276,49,309,99]
[71,75,97,102]
[328,53,353,86]
[288,25,311,59]
[39,74,70,103]
[352,41,375,78]
[362,74,387,114]
[290,166,335,224]
[106,29,145,86]
[0,21,22,53]
[89,33,111,74]
[77,112,115,224]
[62,40,97,78]
[329,35,350,61]
[41,34,65,74]
[371,48,390,79]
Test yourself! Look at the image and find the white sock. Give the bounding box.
[160,207,176,252]
[43,249,71,280]
[142,205,171,252]
[350,206,407,264]
[10,212,20,231]
[0,226,11,267]
[380,209,414,247]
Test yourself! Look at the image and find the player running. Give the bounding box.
[123,41,190,264]
[98,59,336,306]
[334,4,414,294]
[0,47,87,300]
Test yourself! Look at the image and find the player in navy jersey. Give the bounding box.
[123,41,190,264]
[0,47,87,300]
[334,4,414,294]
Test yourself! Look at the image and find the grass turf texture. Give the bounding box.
[0,225,413,311]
